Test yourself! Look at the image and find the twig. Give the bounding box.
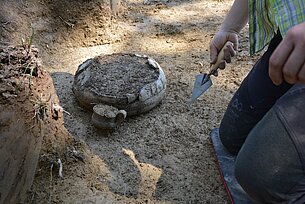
[50,95,70,120]
[0,41,9,44]
[21,27,35,56]
[30,192,35,203]
[48,163,54,204]
[233,80,241,86]
[52,103,70,115]
[31,94,49,124]
[27,27,35,55]
[58,159,64,179]
[23,59,36,88]
[58,16,74,28]
[1,21,10,27]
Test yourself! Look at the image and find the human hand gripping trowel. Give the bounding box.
[190,41,233,103]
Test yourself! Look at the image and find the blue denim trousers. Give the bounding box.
[219,32,305,203]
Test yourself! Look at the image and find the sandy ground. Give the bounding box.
[0,0,260,203]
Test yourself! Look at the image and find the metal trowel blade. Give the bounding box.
[190,74,213,103]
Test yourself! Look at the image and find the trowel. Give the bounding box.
[190,41,233,103]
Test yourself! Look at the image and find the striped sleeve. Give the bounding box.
[248,0,305,55]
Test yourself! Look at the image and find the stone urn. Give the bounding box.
[72,53,166,129]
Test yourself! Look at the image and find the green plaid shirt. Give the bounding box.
[249,0,305,55]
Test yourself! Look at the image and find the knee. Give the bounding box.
[234,156,251,192]
[219,117,244,155]
[219,127,239,155]
[234,153,262,203]
[234,138,279,204]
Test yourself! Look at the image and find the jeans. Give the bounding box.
[219,32,292,155]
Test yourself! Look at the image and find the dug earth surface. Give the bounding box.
[0,0,259,203]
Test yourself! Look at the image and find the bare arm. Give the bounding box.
[219,0,249,34]
[210,0,249,65]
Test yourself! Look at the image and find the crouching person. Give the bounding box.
[210,0,305,202]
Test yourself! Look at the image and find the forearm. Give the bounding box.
[210,0,248,64]
[220,0,249,33]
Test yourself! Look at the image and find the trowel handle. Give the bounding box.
[210,41,234,75]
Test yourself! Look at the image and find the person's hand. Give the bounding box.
[210,31,238,70]
[269,22,305,85]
